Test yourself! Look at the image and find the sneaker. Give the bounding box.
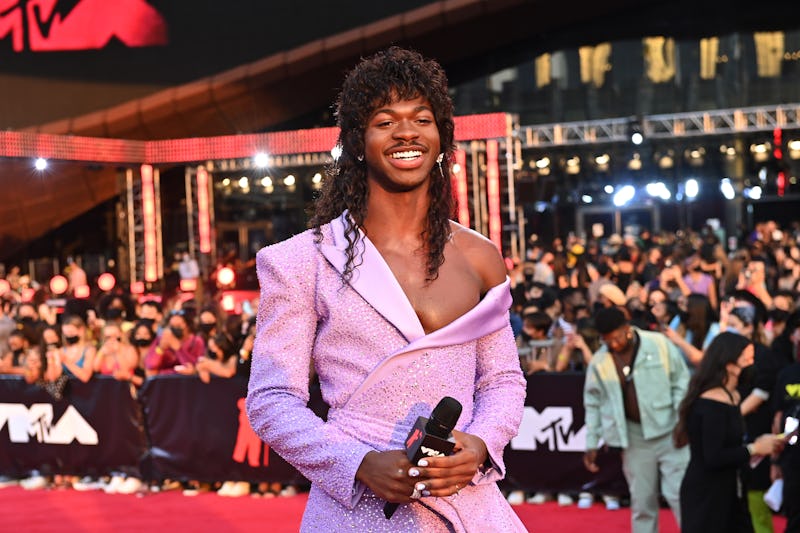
[0,475,18,488]
[577,492,593,509]
[217,481,235,497]
[72,477,102,491]
[603,495,620,511]
[279,485,297,497]
[227,481,250,497]
[20,475,47,490]
[557,493,574,506]
[118,478,142,495]
[527,492,551,504]
[506,490,525,505]
[104,476,125,494]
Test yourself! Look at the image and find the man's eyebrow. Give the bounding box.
[372,105,433,116]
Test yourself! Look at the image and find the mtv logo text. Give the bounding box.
[511,406,586,452]
[0,403,98,445]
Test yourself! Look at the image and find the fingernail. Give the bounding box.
[415,482,426,491]
[422,490,431,497]
[417,459,428,467]
[408,468,420,477]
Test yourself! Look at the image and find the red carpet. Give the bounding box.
[1,486,787,532]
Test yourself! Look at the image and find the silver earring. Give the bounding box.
[436,153,444,178]
[357,154,364,162]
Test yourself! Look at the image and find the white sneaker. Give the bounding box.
[72,477,102,491]
[217,481,235,497]
[0,476,18,488]
[117,478,142,495]
[557,493,574,506]
[506,490,525,505]
[227,482,250,497]
[527,492,551,504]
[279,485,297,497]
[603,495,620,511]
[20,475,47,490]
[104,476,125,494]
[577,492,593,508]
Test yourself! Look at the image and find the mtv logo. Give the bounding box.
[511,406,585,452]
[0,403,98,445]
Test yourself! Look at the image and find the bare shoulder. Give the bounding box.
[448,221,507,291]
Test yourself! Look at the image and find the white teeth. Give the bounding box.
[390,150,422,160]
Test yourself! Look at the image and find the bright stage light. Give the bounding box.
[97,273,116,292]
[685,179,699,199]
[613,185,635,207]
[284,175,296,187]
[254,152,270,168]
[34,158,48,170]
[581,195,593,204]
[720,178,736,200]
[604,184,615,194]
[238,177,249,188]
[745,186,762,200]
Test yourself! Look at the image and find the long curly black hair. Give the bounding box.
[310,47,456,283]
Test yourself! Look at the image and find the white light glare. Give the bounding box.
[238,177,249,188]
[745,186,763,200]
[613,185,636,207]
[631,132,644,145]
[331,144,343,160]
[720,178,735,200]
[535,157,550,169]
[645,182,671,200]
[254,152,270,168]
[685,179,699,199]
[581,195,593,204]
[260,176,272,187]
[34,158,47,171]
[604,184,615,194]
[311,173,323,184]
[283,175,296,187]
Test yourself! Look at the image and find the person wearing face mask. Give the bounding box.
[137,299,164,335]
[196,307,220,341]
[144,311,204,376]
[675,332,783,533]
[721,294,785,533]
[59,315,96,383]
[127,321,154,387]
[0,330,29,375]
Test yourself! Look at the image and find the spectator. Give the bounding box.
[674,332,781,533]
[94,323,138,381]
[0,330,29,375]
[195,332,238,383]
[665,293,720,367]
[65,257,87,293]
[128,320,155,387]
[58,315,96,383]
[145,310,204,376]
[583,307,689,533]
[772,355,800,532]
[197,305,221,340]
[682,255,718,310]
[137,299,164,335]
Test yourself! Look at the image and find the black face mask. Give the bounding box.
[132,337,153,347]
[169,326,185,339]
[12,348,24,357]
[105,308,124,320]
[198,323,215,334]
[18,316,34,325]
[64,335,80,345]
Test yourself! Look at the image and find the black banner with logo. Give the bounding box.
[502,372,627,495]
[0,376,145,477]
[137,375,305,484]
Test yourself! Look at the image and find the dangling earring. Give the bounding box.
[357,154,364,162]
[436,153,444,178]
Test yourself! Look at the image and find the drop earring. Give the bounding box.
[436,153,444,178]
[357,154,364,162]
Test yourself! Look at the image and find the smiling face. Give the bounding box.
[363,95,440,194]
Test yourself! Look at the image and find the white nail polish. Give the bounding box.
[415,482,426,491]
[417,459,428,467]
[408,468,420,477]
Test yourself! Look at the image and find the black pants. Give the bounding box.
[785,457,800,533]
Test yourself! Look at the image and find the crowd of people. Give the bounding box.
[0,268,295,498]
[508,220,800,532]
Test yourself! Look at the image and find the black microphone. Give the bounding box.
[383,396,462,519]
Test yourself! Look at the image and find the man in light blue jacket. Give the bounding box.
[583,307,689,533]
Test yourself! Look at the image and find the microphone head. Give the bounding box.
[425,396,462,438]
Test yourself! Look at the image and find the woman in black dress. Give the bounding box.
[674,332,781,533]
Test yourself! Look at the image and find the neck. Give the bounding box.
[362,187,431,241]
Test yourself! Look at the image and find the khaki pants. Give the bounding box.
[621,421,689,533]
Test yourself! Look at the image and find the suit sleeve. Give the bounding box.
[246,243,373,509]
[462,321,527,485]
[666,336,690,411]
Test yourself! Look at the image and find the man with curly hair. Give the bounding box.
[247,47,526,531]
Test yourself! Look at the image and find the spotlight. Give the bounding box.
[658,153,674,169]
[581,194,593,204]
[628,153,642,171]
[745,185,762,200]
[49,275,69,295]
[222,178,231,187]
[613,185,635,207]
[685,147,705,167]
[238,177,249,188]
[284,175,296,187]
[565,156,581,175]
[34,158,48,171]
[311,173,323,184]
[535,157,550,169]
[685,179,699,199]
[720,178,736,200]
[254,152,270,168]
[452,163,462,174]
[97,273,116,292]
[750,143,770,162]
[217,267,236,287]
[261,176,272,187]
[604,184,615,194]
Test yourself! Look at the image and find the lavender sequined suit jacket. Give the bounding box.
[246,214,527,532]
